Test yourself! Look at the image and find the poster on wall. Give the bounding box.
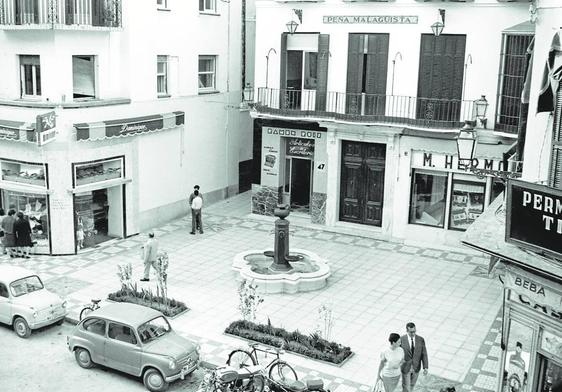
[262,144,279,177]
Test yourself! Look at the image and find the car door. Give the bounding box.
[81,318,108,364]
[105,322,142,375]
[0,283,11,324]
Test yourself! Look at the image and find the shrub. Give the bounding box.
[225,320,352,364]
[107,287,188,318]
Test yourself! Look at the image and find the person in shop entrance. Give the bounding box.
[14,212,33,259]
[400,322,429,392]
[506,342,527,392]
[0,208,5,256]
[1,209,16,258]
[377,332,405,392]
[190,189,203,235]
[140,232,159,282]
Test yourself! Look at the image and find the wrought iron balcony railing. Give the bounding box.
[0,0,121,29]
[255,87,478,130]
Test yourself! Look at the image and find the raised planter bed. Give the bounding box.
[107,288,189,318]
[225,320,353,365]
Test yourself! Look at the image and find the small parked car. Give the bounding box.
[0,265,67,338]
[67,302,200,392]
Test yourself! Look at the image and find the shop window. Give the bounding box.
[1,190,49,254]
[199,0,216,13]
[19,55,41,98]
[1,160,46,187]
[409,170,448,228]
[74,158,123,187]
[198,55,216,92]
[490,178,505,205]
[157,55,169,96]
[448,175,485,231]
[538,330,562,391]
[502,319,533,392]
[72,55,96,100]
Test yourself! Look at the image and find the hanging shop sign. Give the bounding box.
[286,137,314,158]
[412,151,503,171]
[323,15,418,24]
[506,180,562,259]
[36,111,56,146]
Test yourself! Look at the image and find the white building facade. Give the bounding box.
[250,0,530,247]
[0,0,253,255]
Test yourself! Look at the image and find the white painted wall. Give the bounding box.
[254,0,529,129]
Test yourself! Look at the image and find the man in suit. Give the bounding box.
[400,322,429,392]
[140,232,159,282]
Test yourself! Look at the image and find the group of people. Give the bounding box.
[0,208,34,259]
[377,322,429,392]
[139,185,204,281]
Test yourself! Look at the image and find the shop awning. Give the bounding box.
[502,21,535,34]
[0,119,36,143]
[74,111,185,141]
[462,195,562,280]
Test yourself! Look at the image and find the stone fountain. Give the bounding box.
[232,204,330,294]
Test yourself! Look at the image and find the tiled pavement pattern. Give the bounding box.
[2,192,505,391]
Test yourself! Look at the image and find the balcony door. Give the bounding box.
[416,34,466,125]
[346,33,389,117]
[15,0,39,25]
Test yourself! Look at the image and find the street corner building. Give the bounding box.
[0,0,253,255]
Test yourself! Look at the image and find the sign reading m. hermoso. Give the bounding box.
[506,179,562,258]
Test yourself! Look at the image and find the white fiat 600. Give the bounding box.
[0,265,67,338]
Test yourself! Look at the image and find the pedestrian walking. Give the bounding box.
[400,322,429,392]
[190,189,203,235]
[76,217,85,250]
[0,208,6,256]
[14,212,33,259]
[377,332,405,392]
[140,232,159,282]
[1,209,16,258]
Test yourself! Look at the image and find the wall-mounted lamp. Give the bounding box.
[431,9,446,37]
[474,95,489,128]
[391,52,402,95]
[286,20,299,34]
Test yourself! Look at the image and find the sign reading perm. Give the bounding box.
[286,138,314,158]
[506,180,562,258]
[323,15,418,24]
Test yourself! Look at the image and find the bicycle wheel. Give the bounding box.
[226,349,256,368]
[268,361,298,382]
[79,306,94,321]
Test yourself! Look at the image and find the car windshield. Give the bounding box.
[10,275,44,297]
[137,316,171,344]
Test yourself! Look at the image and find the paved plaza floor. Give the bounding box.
[3,192,504,392]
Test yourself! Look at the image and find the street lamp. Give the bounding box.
[286,20,298,34]
[456,121,477,169]
[431,9,446,37]
[474,95,489,128]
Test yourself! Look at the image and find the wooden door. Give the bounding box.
[340,141,386,226]
[416,34,466,123]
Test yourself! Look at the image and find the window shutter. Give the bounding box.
[549,81,562,188]
[32,0,38,24]
[66,0,75,25]
[279,33,288,107]
[316,34,330,111]
[365,34,388,95]
[92,0,103,26]
[346,34,365,114]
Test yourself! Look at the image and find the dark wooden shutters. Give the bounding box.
[316,34,330,111]
[92,0,104,26]
[279,33,288,108]
[340,141,386,226]
[65,0,75,25]
[549,82,562,189]
[346,33,389,116]
[15,0,38,24]
[416,34,466,124]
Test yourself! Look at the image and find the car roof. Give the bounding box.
[86,302,164,328]
[0,265,38,282]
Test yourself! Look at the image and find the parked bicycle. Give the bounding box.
[79,298,101,320]
[226,342,297,382]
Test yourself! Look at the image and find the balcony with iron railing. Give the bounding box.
[0,0,121,29]
[254,87,483,130]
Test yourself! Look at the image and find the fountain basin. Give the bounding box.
[232,249,331,294]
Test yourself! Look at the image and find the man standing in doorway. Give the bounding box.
[190,189,203,235]
[140,232,159,282]
[400,322,429,392]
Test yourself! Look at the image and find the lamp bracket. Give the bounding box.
[292,8,303,24]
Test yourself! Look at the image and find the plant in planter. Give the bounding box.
[237,279,263,322]
[313,303,335,341]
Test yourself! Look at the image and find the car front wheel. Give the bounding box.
[75,348,95,369]
[13,317,31,338]
[143,368,169,392]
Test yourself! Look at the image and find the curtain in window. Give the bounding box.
[157,56,168,94]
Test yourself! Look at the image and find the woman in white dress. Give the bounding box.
[377,333,405,392]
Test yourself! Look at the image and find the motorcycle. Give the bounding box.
[197,364,266,392]
[268,377,330,392]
